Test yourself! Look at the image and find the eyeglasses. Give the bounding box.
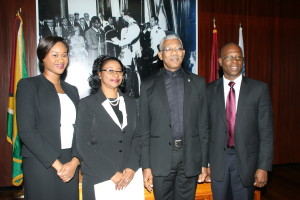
[100,69,124,75]
[161,47,184,53]
[222,56,244,62]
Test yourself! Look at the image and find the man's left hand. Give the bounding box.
[198,167,209,183]
[254,169,268,187]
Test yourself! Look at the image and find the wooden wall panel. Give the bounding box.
[0,0,299,187]
[0,0,36,187]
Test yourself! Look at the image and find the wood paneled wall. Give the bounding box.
[0,0,299,186]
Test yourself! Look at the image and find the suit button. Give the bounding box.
[169,124,171,128]
[169,142,171,146]
[224,148,226,151]
[122,130,125,133]
[119,150,122,153]
[119,140,123,143]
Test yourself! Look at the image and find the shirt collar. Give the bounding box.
[164,67,183,77]
[223,73,242,87]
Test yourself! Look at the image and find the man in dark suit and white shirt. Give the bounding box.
[41,19,56,38]
[79,18,88,37]
[206,43,274,200]
[84,13,91,28]
[61,18,73,42]
[140,34,209,200]
[68,14,80,29]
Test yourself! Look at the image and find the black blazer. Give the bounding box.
[207,77,274,187]
[140,69,209,177]
[16,74,80,168]
[76,89,141,182]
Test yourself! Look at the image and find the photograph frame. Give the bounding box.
[36,0,198,98]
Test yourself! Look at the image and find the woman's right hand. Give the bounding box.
[110,172,123,190]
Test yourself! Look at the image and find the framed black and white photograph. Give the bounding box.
[36,0,197,98]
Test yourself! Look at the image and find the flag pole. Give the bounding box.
[238,22,245,76]
[208,17,218,83]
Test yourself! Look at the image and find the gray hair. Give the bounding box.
[159,34,183,51]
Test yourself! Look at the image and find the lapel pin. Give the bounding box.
[188,78,190,82]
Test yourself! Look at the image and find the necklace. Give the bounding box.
[108,93,120,106]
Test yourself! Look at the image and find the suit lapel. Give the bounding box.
[216,78,227,127]
[156,70,171,122]
[235,77,248,128]
[97,90,128,130]
[102,100,123,129]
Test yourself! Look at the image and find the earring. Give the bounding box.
[99,76,101,79]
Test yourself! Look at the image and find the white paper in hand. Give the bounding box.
[94,168,144,200]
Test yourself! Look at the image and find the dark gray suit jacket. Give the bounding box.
[140,69,208,177]
[16,75,80,168]
[207,77,274,187]
[76,89,141,182]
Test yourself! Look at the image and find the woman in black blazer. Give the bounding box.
[76,55,141,200]
[16,36,80,200]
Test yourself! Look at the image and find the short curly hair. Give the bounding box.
[88,55,125,94]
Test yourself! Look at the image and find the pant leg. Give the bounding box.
[174,158,198,200]
[212,148,255,200]
[153,146,198,200]
[211,149,233,200]
[228,149,255,200]
[153,172,176,200]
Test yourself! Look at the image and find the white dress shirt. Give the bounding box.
[58,93,76,149]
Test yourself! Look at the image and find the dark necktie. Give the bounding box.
[226,81,236,147]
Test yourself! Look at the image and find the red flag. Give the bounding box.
[209,27,218,82]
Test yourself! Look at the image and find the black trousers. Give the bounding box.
[211,148,255,200]
[153,146,198,200]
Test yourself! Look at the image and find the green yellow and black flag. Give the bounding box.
[6,11,28,186]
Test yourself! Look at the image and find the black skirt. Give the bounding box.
[23,149,79,200]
